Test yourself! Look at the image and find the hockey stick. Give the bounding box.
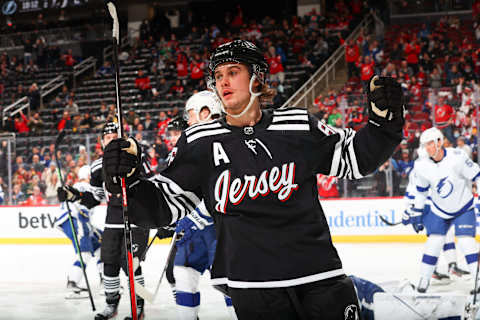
[473,253,480,304]
[54,130,96,311]
[379,215,402,226]
[133,233,178,303]
[106,2,137,319]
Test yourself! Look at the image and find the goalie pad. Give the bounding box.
[374,292,468,320]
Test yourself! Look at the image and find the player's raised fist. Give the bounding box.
[367,75,404,121]
[103,137,141,194]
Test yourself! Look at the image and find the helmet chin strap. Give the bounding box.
[220,74,262,119]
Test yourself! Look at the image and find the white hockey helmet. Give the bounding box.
[416,147,428,159]
[78,165,90,181]
[419,127,443,147]
[184,90,222,124]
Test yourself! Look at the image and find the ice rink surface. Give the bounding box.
[0,242,477,320]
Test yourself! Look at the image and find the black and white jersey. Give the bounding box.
[91,152,153,228]
[127,108,402,288]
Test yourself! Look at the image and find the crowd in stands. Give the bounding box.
[0,1,368,204]
[314,9,480,198]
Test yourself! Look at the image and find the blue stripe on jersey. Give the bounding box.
[74,260,81,268]
[439,317,461,320]
[466,253,478,264]
[416,185,430,192]
[422,254,438,266]
[443,242,455,251]
[472,171,480,181]
[412,207,423,213]
[176,291,200,307]
[431,198,474,217]
[404,192,414,199]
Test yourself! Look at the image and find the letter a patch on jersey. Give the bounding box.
[213,142,230,167]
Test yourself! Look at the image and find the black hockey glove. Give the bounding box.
[366,75,404,125]
[57,185,81,202]
[103,137,141,194]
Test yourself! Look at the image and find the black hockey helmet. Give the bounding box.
[208,40,269,87]
[167,116,188,132]
[102,121,119,136]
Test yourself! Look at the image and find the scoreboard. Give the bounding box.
[2,0,89,15]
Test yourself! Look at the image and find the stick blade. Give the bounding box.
[135,282,155,303]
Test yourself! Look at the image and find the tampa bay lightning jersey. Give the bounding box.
[413,148,480,219]
[126,108,402,288]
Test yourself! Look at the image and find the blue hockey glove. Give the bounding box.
[175,208,213,245]
[410,208,424,233]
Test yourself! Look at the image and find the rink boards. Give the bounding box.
[2,197,478,244]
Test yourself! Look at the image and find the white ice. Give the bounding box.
[0,242,476,319]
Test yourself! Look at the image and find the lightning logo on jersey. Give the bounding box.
[436,177,454,198]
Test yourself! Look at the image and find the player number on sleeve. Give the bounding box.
[317,121,336,136]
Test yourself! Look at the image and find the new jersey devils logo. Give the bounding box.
[344,304,359,320]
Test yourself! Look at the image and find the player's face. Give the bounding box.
[168,130,182,146]
[214,63,253,115]
[102,133,117,147]
[424,140,440,158]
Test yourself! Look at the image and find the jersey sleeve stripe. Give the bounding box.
[185,122,222,135]
[328,128,363,179]
[416,185,429,192]
[267,124,310,131]
[186,128,231,143]
[273,108,307,115]
[272,115,309,122]
[149,174,201,224]
[158,182,182,223]
[472,171,480,181]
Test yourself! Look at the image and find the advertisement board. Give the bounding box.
[0,198,431,244]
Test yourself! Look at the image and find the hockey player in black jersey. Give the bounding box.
[102,40,405,319]
[58,121,151,320]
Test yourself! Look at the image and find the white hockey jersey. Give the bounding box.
[413,148,480,219]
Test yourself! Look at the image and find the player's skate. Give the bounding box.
[65,279,89,299]
[123,298,144,320]
[95,293,120,320]
[430,269,452,285]
[449,262,470,280]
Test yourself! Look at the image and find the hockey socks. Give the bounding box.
[457,237,478,276]
[418,235,444,292]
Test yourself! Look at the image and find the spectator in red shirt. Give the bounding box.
[404,39,421,74]
[14,110,29,133]
[317,174,339,198]
[345,39,360,79]
[134,69,152,100]
[266,46,285,84]
[189,53,205,87]
[176,51,189,79]
[23,185,46,206]
[62,49,76,68]
[157,111,170,138]
[170,79,184,95]
[434,95,455,143]
[358,55,375,89]
[57,110,72,131]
